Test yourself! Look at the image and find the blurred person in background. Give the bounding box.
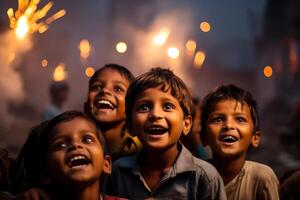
[43,81,69,121]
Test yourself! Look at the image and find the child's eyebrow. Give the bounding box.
[112,80,128,86]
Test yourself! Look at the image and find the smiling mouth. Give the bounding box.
[68,155,91,168]
[95,99,115,110]
[220,135,238,143]
[146,125,168,135]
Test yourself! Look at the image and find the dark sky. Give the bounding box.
[0,0,268,155]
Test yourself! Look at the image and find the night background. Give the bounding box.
[0,0,300,178]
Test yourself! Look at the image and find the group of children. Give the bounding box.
[0,64,284,199]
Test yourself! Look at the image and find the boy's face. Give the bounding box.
[46,117,111,186]
[87,68,130,124]
[205,99,260,159]
[132,87,192,151]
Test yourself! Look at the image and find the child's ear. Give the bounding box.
[102,155,112,175]
[251,131,260,148]
[182,115,192,136]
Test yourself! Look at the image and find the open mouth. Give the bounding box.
[146,125,168,135]
[220,135,238,143]
[68,155,91,168]
[95,99,115,110]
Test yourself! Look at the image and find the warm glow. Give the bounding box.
[53,63,67,81]
[116,42,127,53]
[85,66,95,77]
[200,21,211,32]
[8,53,15,63]
[194,51,206,68]
[186,40,197,54]
[153,28,170,46]
[41,59,48,67]
[15,16,29,40]
[167,47,179,59]
[264,66,273,78]
[79,39,91,59]
[7,0,66,39]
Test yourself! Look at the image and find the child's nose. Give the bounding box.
[68,141,83,151]
[100,86,112,95]
[223,119,235,129]
[149,106,163,120]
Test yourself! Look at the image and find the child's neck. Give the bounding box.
[211,154,246,185]
[139,145,180,191]
[50,181,101,200]
[97,120,125,153]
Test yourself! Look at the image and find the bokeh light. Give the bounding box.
[167,47,179,59]
[53,63,67,81]
[194,51,206,68]
[153,28,170,46]
[186,40,197,54]
[116,42,127,53]
[199,21,211,32]
[79,39,91,59]
[41,59,48,67]
[264,66,273,78]
[85,66,95,77]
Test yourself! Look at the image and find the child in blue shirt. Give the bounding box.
[105,68,226,199]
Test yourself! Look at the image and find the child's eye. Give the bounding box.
[236,117,246,123]
[114,85,125,93]
[210,116,223,123]
[52,142,68,151]
[136,104,151,112]
[90,83,103,91]
[163,103,175,111]
[82,135,95,143]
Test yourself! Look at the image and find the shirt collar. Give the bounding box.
[118,143,196,176]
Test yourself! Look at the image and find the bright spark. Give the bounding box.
[7,0,66,40]
[153,28,170,46]
[167,47,179,59]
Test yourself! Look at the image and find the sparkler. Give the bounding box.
[7,0,66,40]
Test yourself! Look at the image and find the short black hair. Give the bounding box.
[200,84,260,138]
[125,67,193,128]
[38,111,106,171]
[89,63,134,89]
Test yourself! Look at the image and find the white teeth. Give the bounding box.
[222,136,237,141]
[70,155,86,162]
[97,100,114,107]
[149,127,164,130]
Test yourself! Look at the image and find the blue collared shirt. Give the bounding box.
[104,144,226,200]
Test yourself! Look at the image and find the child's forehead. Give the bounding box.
[138,86,174,98]
[210,99,251,112]
[50,117,98,137]
[91,68,129,83]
